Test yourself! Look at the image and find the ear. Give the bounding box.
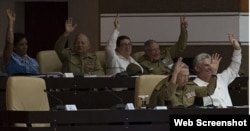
[194,66,200,72]
[86,43,91,50]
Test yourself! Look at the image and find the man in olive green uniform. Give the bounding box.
[138,16,188,75]
[149,57,219,108]
[55,17,104,76]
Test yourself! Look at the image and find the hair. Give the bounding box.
[116,35,131,47]
[74,33,90,45]
[193,53,211,67]
[14,33,26,46]
[144,39,157,50]
[171,62,189,73]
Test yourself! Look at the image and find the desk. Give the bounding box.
[0,76,248,110]
[0,108,248,131]
[0,77,136,110]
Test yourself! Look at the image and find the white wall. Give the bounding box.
[100,13,249,46]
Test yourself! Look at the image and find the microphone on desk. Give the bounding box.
[44,89,65,110]
[105,87,125,110]
[206,94,216,108]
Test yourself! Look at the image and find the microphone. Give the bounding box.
[44,89,65,110]
[206,94,216,108]
[105,87,125,110]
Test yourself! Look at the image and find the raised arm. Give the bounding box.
[164,57,183,100]
[106,15,120,65]
[3,9,15,65]
[106,15,120,51]
[114,15,120,31]
[164,16,188,58]
[63,17,78,37]
[210,53,222,75]
[195,56,221,97]
[219,32,242,82]
[228,33,241,50]
[54,17,77,61]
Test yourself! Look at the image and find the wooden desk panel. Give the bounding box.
[0,77,136,110]
[0,76,248,110]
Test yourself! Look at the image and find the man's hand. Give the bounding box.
[6,9,15,24]
[180,16,188,30]
[228,33,241,50]
[114,14,120,30]
[64,17,77,36]
[210,53,222,75]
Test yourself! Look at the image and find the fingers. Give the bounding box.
[180,16,185,22]
[6,9,15,16]
[66,17,73,25]
[177,57,183,63]
[211,53,222,62]
[114,14,120,29]
[228,32,241,50]
[180,16,188,29]
[228,32,235,41]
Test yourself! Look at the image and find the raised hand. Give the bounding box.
[180,16,188,30]
[173,57,183,75]
[210,53,222,75]
[65,17,77,35]
[114,14,120,30]
[170,57,183,84]
[6,9,16,23]
[228,33,241,50]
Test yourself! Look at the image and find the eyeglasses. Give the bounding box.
[147,48,160,52]
[119,43,132,47]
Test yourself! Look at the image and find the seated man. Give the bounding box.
[149,57,218,108]
[193,33,242,108]
[54,17,104,76]
[106,15,143,76]
[137,16,188,75]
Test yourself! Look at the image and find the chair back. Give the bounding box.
[6,76,50,127]
[132,51,144,61]
[95,51,106,70]
[36,50,62,74]
[134,75,167,108]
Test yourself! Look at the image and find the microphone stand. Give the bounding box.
[207,94,216,108]
[44,89,65,110]
[105,87,125,110]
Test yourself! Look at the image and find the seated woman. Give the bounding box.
[3,9,39,76]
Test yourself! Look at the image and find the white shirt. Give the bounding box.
[105,29,143,76]
[193,49,242,108]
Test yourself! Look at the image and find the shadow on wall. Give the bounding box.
[0,54,7,76]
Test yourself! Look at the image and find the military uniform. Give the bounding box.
[54,35,104,76]
[138,29,188,75]
[149,75,217,108]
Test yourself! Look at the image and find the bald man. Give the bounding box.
[55,17,104,76]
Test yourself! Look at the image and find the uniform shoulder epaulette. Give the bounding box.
[87,53,97,59]
[154,77,168,91]
[137,56,146,63]
[186,81,195,85]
